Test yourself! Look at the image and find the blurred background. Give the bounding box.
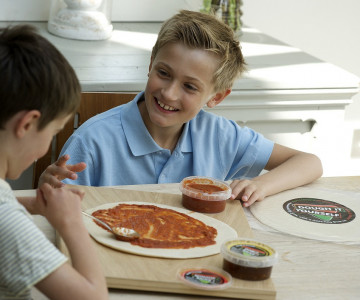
[2,0,360,189]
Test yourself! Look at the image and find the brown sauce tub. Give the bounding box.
[221,238,278,281]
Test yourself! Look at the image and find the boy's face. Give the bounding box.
[143,42,226,131]
[8,113,71,180]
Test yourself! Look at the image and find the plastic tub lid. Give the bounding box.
[177,266,232,290]
[179,176,232,201]
[221,238,278,268]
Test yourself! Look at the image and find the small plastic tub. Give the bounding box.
[177,266,232,290]
[179,176,232,213]
[221,238,278,281]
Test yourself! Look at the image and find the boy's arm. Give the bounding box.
[230,143,323,207]
[34,184,108,300]
[17,196,37,214]
[35,224,108,300]
[38,154,86,188]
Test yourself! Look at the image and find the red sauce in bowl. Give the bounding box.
[186,183,225,193]
[180,177,231,214]
[182,194,226,213]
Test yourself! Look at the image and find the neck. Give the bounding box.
[138,100,183,152]
[151,127,183,152]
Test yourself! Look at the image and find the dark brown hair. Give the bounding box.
[0,25,81,130]
[151,10,246,92]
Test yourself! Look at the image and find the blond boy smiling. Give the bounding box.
[41,10,323,207]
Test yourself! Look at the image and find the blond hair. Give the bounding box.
[151,10,246,92]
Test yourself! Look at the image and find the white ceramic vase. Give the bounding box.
[48,0,113,40]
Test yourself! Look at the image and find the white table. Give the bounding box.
[15,176,360,300]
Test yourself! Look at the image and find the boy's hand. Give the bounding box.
[229,179,266,207]
[36,183,85,230]
[38,154,86,188]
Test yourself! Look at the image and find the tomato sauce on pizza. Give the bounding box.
[92,204,217,249]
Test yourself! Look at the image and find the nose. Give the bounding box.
[161,80,180,102]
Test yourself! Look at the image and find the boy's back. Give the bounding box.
[0,25,107,299]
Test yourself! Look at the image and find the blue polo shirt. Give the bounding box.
[61,92,274,186]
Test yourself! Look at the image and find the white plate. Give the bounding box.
[84,201,237,259]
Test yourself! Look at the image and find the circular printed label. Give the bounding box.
[283,198,356,224]
[230,243,271,257]
[182,269,228,286]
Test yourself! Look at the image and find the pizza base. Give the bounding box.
[250,187,360,243]
[83,202,237,259]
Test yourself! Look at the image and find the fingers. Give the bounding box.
[39,164,68,183]
[38,158,87,188]
[39,184,84,208]
[230,180,250,200]
[35,185,50,215]
[230,180,265,207]
[52,155,82,180]
[38,171,66,188]
[67,162,87,173]
[59,162,86,183]
[55,154,71,167]
[242,190,261,207]
[39,182,54,195]
[66,187,85,200]
[37,185,84,229]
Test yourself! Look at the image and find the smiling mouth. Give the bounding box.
[156,99,178,111]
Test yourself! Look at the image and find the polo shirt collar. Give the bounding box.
[176,122,192,153]
[121,92,192,156]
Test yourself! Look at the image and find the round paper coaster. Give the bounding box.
[177,267,232,290]
[250,187,360,243]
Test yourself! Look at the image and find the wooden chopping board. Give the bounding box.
[57,186,276,299]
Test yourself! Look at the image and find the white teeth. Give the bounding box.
[157,100,176,111]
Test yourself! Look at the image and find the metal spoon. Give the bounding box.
[82,211,140,241]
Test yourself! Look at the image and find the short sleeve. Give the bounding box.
[222,122,274,179]
[0,203,67,298]
[60,133,96,186]
[190,112,274,181]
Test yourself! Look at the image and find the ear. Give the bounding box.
[206,89,231,108]
[15,110,41,138]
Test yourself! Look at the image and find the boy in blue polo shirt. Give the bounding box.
[0,25,107,299]
[40,10,323,207]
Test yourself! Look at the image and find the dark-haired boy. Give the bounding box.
[0,25,107,299]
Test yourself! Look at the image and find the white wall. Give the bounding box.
[242,0,360,123]
[4,0,358,118]
[0,0,203,21]
[241,0,360,177]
